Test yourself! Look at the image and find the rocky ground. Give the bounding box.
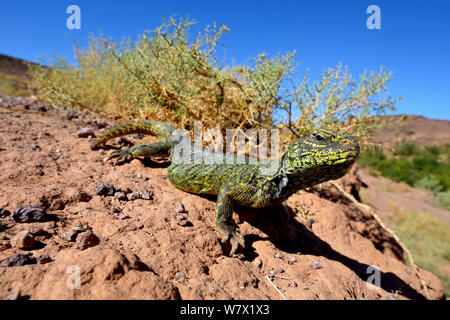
[0,95,445,300]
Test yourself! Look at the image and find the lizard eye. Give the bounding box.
[313,133,325,142]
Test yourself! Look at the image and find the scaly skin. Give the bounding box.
[91,120,360,255]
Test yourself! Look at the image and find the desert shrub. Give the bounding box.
[31,16,399,144]
[359,143,449,194]
[433,191,450,211]
[394,142,421,157]
[414,176,444,194]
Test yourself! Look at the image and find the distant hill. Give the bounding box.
[373,115,450,147]
[0,53,41,78]
[0,53,39,95]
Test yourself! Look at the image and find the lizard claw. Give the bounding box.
[218,223,245,256]
[104,147,135,165]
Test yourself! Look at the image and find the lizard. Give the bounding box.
[90,120,360,255]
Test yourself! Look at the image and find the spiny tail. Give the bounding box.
[90,120,176,150]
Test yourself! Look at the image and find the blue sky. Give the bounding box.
[1,0,448,120]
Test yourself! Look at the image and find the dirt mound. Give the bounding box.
[0,97,445,300]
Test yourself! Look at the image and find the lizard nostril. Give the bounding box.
[340,139,350,145]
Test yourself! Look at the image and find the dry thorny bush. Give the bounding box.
[31,16,401,150]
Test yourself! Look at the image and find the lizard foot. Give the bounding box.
[104,146,139,165]
[217,222,245,256]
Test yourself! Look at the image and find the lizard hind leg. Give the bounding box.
[104,141,171,165]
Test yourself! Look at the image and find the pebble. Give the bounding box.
[76,127,96,138]
[114,212,130,220]
[75,230,100,250]
[95,182,116,196]
[176,203,186,213]
[307,218,317,228]
[13,205,47,223]
[274,253,282,259]
[6,291,24,300]
[115,192,127,200]
[66,111,78,120]
[312,261,323,270]
[253,257,262,268]
[286,256,297,265]
[175,213,189,226]
[277,267,284,273]
[0,208,11,217]
[119,187,132,194]
[175,271,186,280]
[289,281,298,287]
[63,229,80,242]
[115,137,132,146]
[28,226,45,236]
[127,192,140,201]
[0,240,11,251]
[11,230,37,249]
[0,95,53,112]
[138,190,152,200]
[36,254,52,264]
[0,253,36,267]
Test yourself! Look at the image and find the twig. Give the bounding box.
[329,180,432,300]
[265,275,287,300]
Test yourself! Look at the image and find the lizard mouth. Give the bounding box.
[328,149,359,165]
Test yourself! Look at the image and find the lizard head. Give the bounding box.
[281,129,360,184]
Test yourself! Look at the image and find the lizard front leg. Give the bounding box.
[215,187,245,255]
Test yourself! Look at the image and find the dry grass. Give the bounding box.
[391,210,450,296]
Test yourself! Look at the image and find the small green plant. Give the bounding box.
[433,191,450,211]
[406,128,415,135]
[414,176,444,194]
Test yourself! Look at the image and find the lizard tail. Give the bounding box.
[90,120,176,150]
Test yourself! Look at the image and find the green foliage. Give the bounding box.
[394,142,421,157]
[30,16,399,143]
[358,143,450,194]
